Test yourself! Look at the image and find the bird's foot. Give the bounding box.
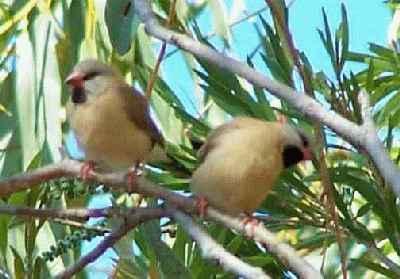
[319,189,327,203]
[276,113,287,124]
[240,214,261,238]
[80,161,95,180]
[195,196,209,218]
[126,163,144,194]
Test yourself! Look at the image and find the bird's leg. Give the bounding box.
[195,196,209,218]
[240,213,261,238]
[80,160,96,180]
[126,162,144,193]
[276,113,287,124]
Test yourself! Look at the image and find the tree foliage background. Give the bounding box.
[1,0,400,278]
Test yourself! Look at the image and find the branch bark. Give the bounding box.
[134,0,400,199]
[0,159,321,278]
[170,208,270,279]
[55,208,167,279]
[0,205,109,222]
[206,208,322,279]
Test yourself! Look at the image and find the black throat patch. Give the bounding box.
[72,87,87,104]
[282,145,303,168]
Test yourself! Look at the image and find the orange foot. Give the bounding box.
[240,214,260,238]
[195,196,209,218]
[126,163,144,193]
[276,113,288,124]
[80,161,95,180]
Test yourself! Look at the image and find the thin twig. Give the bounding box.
[145,0,177,100]
[51,219,111,234]
[0,205,140,230]
[318,152,348,278]
[0,205,108,222]
[55,207,167,279]
[164,6,268,60]
[171,208,270,279]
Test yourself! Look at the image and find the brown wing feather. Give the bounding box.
[119,85,164,146]
[198,117,262,162]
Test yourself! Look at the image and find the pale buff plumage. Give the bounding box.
[191,117,309,215]
[66,59,164,171]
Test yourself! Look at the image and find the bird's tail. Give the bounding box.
[147,141,199,177]
[147,143,171,164]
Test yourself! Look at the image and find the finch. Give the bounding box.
[65,59,165,180]
[191,117,312,215]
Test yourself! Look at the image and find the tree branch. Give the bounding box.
[0,205,110,222]
[206,208,322,279]
[365,241,400,275]
[0,160,77,196]
[50,219,111,234]
[0,159,321,278]
[359,90,374,130]
[55,207,167,279]
[357,90,400,192]
[133,0,400,199]
[170,208,271,279]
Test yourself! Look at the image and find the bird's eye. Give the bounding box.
[83,71,100,81]
[301,137,308,147]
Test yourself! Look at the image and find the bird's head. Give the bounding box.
[65,59,120,104]
[280,124,313,168]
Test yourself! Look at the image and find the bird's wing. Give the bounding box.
[120,85,164,147]
[198,117,257,162]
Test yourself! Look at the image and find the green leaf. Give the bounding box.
[244,255,275,267]
[105,0,140,55]
[113,258,147,279]
[35,222,65,276]
[139,215,191,278]
[259,16,293,85]
[355,203,372,218]
[318,9,336,71]
[350,257,399,278]
[208,0,230,44]
[10,246,25,279]
[33,257,43,279]
[173,225,193,263]
[369,43,397,61]
[295,232,336,250]
[339,3,349,71]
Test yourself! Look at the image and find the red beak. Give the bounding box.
[302,147,313,161]
[65,72,84,88]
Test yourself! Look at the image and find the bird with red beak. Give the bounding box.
[65,59,166,187]
[191,117,313,217]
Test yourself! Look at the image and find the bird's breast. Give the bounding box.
[191,147,283,215]
[68,92,153,170]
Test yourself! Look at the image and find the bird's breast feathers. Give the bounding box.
[191,121,285,214]
[68,91,153,169]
